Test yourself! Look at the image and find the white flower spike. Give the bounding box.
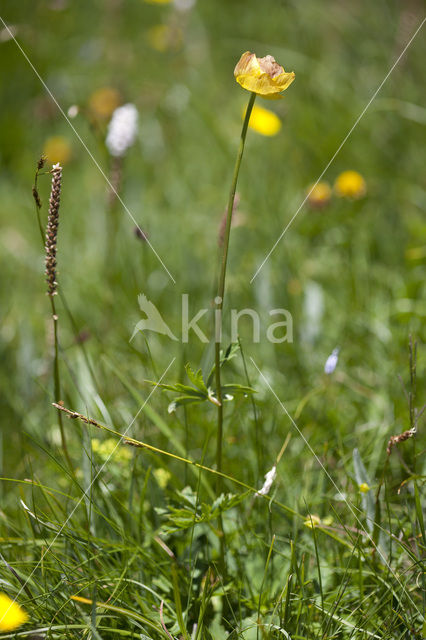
[106,103,139,157]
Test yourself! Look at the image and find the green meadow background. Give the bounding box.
[0,0,425,638]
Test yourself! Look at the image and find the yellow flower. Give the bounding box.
[43,136,72,165]
[303,514,321,529]
[88,87,121,119]
[0,593,28,632]
[234,51,295,98]
[91,438,132,463]
[144,0,172,4]
[153,467,172,489]
[246,104,281,136]
[307,181,332,208]
[334,171,366,199]
[359,482,370,493]
[91,438,101,454]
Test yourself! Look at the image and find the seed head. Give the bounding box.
[45,163,62,296]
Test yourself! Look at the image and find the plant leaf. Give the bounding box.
[185,363,208,394]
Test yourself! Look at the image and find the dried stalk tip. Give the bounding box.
[386,427,416,456]
[37,155,47,170]
[45,163,62,297]
[53,402,102,428]
[32,185,42,209]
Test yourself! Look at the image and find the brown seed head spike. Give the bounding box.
[37,155,46,171]
[32,185,42,210]
[45,163,62,297]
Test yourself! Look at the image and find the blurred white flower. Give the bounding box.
[174,0,196,10]
[324,347,339,374]
[106,103,138,157]
[256,465,277,497]
[67,105,79,118]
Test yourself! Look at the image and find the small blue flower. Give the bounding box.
[324,348,339,374]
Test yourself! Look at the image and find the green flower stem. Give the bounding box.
[215,91,256,490]
[50,295,73,474]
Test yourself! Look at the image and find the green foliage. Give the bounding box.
[157,486,250,534]
[147,356,255,412]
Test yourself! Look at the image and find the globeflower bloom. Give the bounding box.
[0,593,28,632]
[234,51,295,98]
[246,104,281,136]
[334,170,366,199]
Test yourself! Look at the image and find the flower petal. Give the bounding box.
[234,51,295,97]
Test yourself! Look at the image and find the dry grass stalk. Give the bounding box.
[386,427,416,456]
[52,402,101,428]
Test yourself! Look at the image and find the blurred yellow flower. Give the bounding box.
[43,136,72,165]
[88,87,121,119]
[334,171,366,199]
[92,438,132,463]
[0,593,28,632]
[246,104,281,136]
[303,514,332,529]
[144,0,172,4]
[303,514,321,529]
[359,482,370,493]
[146,24,182,52]
[234,51,295,98]
[153,467,172,489]
[307,181,332,208]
